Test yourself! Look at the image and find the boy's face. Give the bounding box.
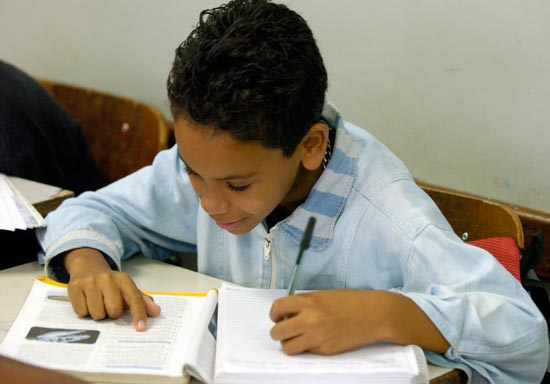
[174,117,306,235]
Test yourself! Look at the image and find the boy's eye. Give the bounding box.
[184,165,196,176]
[227,183,250,192]
[183,162,249,192]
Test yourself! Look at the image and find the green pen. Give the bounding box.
[286,217,316,296]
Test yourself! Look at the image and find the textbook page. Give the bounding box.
[215,283,428,384]
[183,297,218,383]
[0,277,217,384]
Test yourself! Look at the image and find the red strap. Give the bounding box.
[468,237,521,281]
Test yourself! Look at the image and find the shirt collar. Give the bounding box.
[281,102,358,250]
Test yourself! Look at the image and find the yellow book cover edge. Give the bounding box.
[35,275,211,297]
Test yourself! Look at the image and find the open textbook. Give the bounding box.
[0,277,428,384]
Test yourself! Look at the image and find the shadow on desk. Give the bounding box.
[165,251,198,271]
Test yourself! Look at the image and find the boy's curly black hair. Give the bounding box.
[167,0,328,156]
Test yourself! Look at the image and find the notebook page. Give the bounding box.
[216,283,421,377]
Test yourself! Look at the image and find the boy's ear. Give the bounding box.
[300,122,329,171]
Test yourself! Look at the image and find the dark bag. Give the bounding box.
[521,230,550,327]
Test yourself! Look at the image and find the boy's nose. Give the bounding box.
[200,187,230,215]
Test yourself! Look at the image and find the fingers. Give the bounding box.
[271,314,337,355]
[103,281,125,319]
[130,294,161,331]
[67,277,109,320]
[119,276,149,331]
[269,290,373,356]
[280,334,319,356]
[67,284,90,318]
[67,271,161,331]
[270,314,303,341]
[269,294,309,322]
[144,294,162,317]
[270,315,316,355]
[84,284,107,320]
[270,294,318,355]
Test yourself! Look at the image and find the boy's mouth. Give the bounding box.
[215,218,244,231]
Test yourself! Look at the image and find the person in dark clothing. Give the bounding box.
[0,60,104,194]
[0,60,105,269]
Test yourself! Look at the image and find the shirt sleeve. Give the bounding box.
[402,225,549,383]
[36,146,200,282]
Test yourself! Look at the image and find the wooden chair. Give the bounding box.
[417,183,524,384]
[416,184,550,382]
[417,182,524,249]
[38,80,170,184]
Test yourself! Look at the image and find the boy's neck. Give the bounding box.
[266,165,323,229]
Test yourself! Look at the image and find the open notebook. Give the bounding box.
[215,284,428,384]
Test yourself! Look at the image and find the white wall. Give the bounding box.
[1,0,549,211]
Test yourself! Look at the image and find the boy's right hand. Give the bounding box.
[63,248,161,331]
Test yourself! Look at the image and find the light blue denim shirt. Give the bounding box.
[38,103,548,383]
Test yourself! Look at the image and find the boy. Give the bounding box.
[38,0,548,382]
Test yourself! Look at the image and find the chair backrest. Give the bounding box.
[38,79,170,184]
[468,237,522,281]
[420,183,550,375]
[418,182,524,249]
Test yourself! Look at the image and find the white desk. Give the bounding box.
[0,256,457,383]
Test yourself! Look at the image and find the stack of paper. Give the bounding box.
[0,173,46,231]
